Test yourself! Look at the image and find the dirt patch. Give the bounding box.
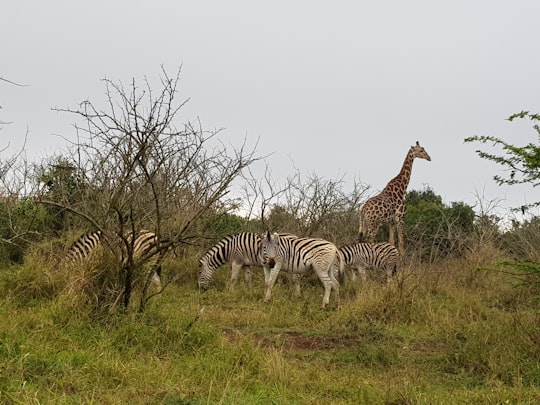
[222,327,368,351]
[268,331,362,350]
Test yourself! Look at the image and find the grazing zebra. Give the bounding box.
[259,232,340,309]
[198,232,259,290]
[60,230,103,267]
[58,229,163,289]
[124,230,164,290]
[338,242,400,283]
[197,232,301,293]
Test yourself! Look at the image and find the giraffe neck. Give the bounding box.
[381,149,415,200]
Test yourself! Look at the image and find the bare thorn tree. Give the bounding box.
[240,163,290,228]
[0,133,43,249]
[243,165,370,244]
[40,67,261,311]
[279,171,369,241]
[1,76,29,124]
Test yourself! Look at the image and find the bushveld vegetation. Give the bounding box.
[0,71,539,404]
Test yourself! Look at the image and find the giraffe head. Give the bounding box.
[410,141,431,161]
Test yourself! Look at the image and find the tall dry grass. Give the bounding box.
[0,232,538,404]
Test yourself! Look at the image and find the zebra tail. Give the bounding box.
[335,251,345,284]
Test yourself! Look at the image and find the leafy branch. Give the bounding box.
[465,111,540,212]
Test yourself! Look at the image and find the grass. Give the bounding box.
[0,253,539,404]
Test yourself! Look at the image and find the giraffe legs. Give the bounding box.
[396,221,405,254]
[388,226,395,247]
[388,223,404,253]
[395,204,406,253]
[361,212,405,253]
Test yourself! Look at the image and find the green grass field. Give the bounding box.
[0,252,539,404]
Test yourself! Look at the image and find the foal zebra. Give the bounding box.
[338,242,400,283]
[59,230,163,289]
[197,232,300,293]
[260,232,340,309]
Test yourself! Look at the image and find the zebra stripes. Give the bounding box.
[197,232,301,293]
[62,230,103,266]
[338,242,400,283]
[260,232,340,309]
[58,229,163,289]
[125,230,163,290]
[197,232,261,290]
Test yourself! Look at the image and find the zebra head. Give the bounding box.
[260,231,280,269]
[197,257,213,290]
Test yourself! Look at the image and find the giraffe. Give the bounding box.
[358,141,431,253]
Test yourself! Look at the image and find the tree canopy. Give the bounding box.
[465,111,540,212]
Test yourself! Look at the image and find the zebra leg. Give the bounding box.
[264,265,282,303]
[385,268,393,284]
[150,267,162,291]
[243,265,252,287]
[349,268,357,283]
[320,276,333,309]
[315,267,335,309]
[357,265,367,282]
[328,260,340,308]
[385,263,398,283]
[229,262,242,289]
[141,264,162,300]
[263,264,271,284]
[289,273,301,297]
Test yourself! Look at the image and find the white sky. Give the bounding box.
[2,1,540,220]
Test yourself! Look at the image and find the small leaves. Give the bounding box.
[465,112,540,210]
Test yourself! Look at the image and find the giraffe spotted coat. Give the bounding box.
[358,141,431,253]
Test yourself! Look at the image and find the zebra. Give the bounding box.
[58,229,163,290]
[338,242,400,283]
[60,230,103,267]
[124,230,164,290]
[259,231,340,309]
[197,232,301,293]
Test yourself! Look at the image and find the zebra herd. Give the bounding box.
[198,231,400,308]
[56,143,426,308]
[60,229,399,309]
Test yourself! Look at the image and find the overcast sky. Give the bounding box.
[2,1,540,221]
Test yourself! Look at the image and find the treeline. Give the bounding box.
[2,170,537,268]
